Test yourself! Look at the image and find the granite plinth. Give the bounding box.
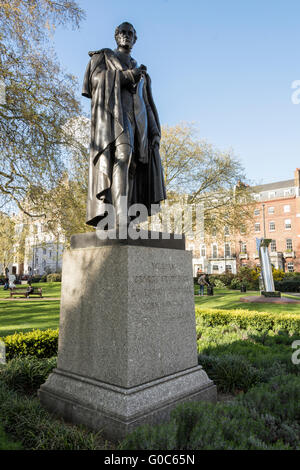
[39,235,216,441]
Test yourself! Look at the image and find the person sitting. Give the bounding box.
[26,282,34,297]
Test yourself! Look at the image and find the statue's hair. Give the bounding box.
[115,22,137,44]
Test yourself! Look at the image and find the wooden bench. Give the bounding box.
[10,287,43,298]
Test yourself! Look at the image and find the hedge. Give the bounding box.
[3,329,59,360]
[195,307,300,333]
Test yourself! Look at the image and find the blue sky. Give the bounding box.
[52,0,300,186]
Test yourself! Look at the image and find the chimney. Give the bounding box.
[294,168,300,188]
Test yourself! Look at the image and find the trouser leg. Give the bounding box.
[111,143,133,225]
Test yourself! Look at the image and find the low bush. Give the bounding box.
[196,307,300,334]
[0,357,56,395]
[120,383,299,450]
[46,273,61,282]
[198,354,261,393]
[3,329,59,360]
[275,280,300,293]
[0,381,103,450]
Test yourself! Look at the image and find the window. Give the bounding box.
[212,265,219,271]
[284,205,290,213]
[241,242,247,253]
[212,244,218,258]
[287,262,294,273]
[285,219,292,230]
[49,250,52,258]
[268,207,275,214]
[286,239,293,251]
[269,221,275,231]
[240,225,246,235]
[225,265,232,272]
[212,226,217,237]
[43,248,46,255]
[255,223,260,232]
[224,226,230,236]
[254,209,260,216]
[269,192,275,199]
[224,243,231,257]
[284,189,291,197]
[201,245,206,257]
[270,240,276,252]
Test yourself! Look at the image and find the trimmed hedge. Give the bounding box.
[3,329,59,360]
[196,307,300,334]
[275,280,300,293]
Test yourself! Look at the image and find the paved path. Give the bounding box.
[240,296,300,304]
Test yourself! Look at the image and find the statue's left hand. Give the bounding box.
[151,135,160,148]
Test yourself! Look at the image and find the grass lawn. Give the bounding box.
[0,282,61,337]
[195,287,300,314]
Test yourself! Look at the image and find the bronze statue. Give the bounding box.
[82,21,166,227]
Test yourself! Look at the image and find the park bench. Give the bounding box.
[10,286,43,298]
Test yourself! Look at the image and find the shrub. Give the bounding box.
[3,329,59,360]
[120,398,296,450]
[0,357,56,395]
[0,381,103,450]
[239,374,300,424]
[212,279,226,289]
[196,307,300,334]
[230,278,241,290]
[46,273,61,282]
[198,354,261,393]
[275,280,300,293]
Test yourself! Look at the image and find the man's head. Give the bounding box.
[115,22,137,51]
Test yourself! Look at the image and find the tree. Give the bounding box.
[160,123,254,236]
[0,0,85,216]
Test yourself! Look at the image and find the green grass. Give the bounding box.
[0,282,61,337]
[195,288,300,314]
[0,300,60,337]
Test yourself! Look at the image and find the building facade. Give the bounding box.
[187,169,300,276]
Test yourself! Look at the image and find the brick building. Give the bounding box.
[187,169,300,276]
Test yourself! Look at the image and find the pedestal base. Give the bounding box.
[39,365,216,442]
[39,235,216,441]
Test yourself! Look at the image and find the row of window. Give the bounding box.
[254,219,292,232]
[253,189,294,201]
[189,239,293,256]
[254,205,291,216]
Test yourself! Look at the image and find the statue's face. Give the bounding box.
[116,23,135,50]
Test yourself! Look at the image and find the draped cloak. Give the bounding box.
[82,48,166,227]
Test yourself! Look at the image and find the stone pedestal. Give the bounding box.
[39,233,216,441]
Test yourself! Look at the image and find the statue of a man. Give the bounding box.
[82,21,166,227]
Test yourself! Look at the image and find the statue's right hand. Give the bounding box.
[131,67,143,82]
